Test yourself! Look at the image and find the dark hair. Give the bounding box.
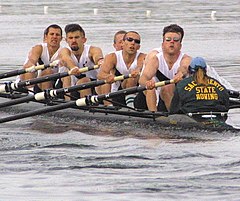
[113,30,127,43]
[44,24,62,36]
[163,24,184,42]
[64,23,85,37]
[123,31,140,41]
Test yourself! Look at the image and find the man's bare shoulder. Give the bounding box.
[89,45,102,52]
[30,44,43,53]
[59,47,71,55]
[182,53,191,60]
[145,50,159,62]
[181,54,192,64]
[147,49,159,57]
[104,51,117,59]
[138,52,146,63]
[139,52,147,57]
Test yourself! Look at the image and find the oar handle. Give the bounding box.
[113,74,132,82]
[25,60,59,73]
[0,63,98,93]
[0,60,60,80]
[155,79,175,88]
[34,73,132,101]
[78,65,99,74]
[228,89,240,99]
[76,79,175,107]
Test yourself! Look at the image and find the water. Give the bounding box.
[0,0,240,200]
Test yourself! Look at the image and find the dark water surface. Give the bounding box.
[0,0,240,200]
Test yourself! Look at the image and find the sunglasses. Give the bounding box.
[125,37,141,44]
[164,37,181,42]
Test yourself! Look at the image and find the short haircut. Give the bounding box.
[64,23,85,37]
[44,24,62,36]
[123,31,140,40]
[163,24,184,42]
[113,30,127,43]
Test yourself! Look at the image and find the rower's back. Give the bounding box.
[170,57,229,114]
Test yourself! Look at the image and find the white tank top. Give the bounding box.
[152,49,184,105]
[69,44,97,80]
[17,43,61,82]
[154,49,235,90]
[38,43,61,74]
[155,50,184,80]
[115,50,140,74]
[111,50,141,92]
[40,43,61,64]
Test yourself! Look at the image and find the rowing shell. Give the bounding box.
[0,96,239,134]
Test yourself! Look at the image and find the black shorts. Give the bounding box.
[74,74,86,80]
[34,79,57,93]
[134,91,168,112]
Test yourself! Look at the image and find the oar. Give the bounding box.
[0,79,174,123]
[0,60,59,80]
[228,89,240,99]
[0,74,132,109]
[76,79,174,106]
[0,65,99,93]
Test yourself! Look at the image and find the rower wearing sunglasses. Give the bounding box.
[97,31,146,106]
[136,24,192,112]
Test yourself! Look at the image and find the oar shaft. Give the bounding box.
[76,79,174,106]
[0,79,173,124]
[0,95,34,108]
[35,74,131,101]
[96,79,173,102]
[0,69,26,80]
[0,73,131,109]
[0,101,76,123]
[0,60,59,80]
[228,89,240,99]
[0,65,99,93]
[55,80,105,95]
[18,72,69,89]
[0,72,69,93]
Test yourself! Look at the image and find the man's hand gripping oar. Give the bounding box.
[0,73,132,109]
[0,79,175,123]
[0,65,99,93]
[0,60,60,80]
[77,79,175,107]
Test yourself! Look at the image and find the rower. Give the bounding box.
[95,30,127,105]
[136,24,232,113]
[58,23,104,100]
[113,30,127,51]
[97,31,146,107]
[136,24,192,112]
[19,24,63,93]
[170,57,229,114]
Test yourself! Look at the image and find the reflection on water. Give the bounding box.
[1,125,240,200]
